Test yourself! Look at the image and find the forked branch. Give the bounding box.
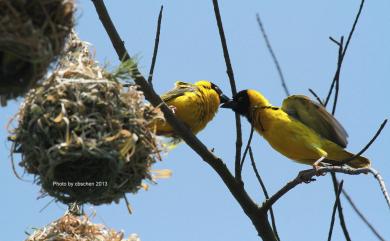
[211,0,243,182]
[91,0,276,240]
[261,166,390,211]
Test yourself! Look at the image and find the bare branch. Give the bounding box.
[123,195,133,214]
[308,88,324,106]
[323,2,379,238]
[91,1,276,240]
[211,0,243,182]
[328,181,344,241]
[256,13,290,96]
[341,189,387,241]
[330,174,351,241]
[331,37,344,115]
[240,124,254,170]
[249,148,280,241]
[148,5,163,86]
[369,167,390,209]
[342,0,365,59]
[339,119,387,166]
[324,0,366,106]
[329,36,342,46]
[327,36,350,241]
[261,166,390,211]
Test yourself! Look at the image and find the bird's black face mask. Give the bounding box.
[221,90,251,120]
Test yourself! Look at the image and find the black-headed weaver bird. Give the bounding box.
[151,80,229,139]
[221,89,370,168]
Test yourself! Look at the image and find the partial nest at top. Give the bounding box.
[0,0,75,106]
[10,34,165,205]
[25,213,141,241]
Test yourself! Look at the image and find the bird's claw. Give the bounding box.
[169,105,177,114]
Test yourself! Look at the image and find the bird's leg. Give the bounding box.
[313,156,326,167]
[313,156,327,176]
[169,105,177,114]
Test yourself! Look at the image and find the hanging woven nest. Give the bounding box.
[25,213,141,241]
[0,0,75,106]
[10,35,165,205]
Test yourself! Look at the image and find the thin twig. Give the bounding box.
[369,167,390,209]
[308,88,324,106]
[340,119,387,165]
[329,37,342,46]
[331,37,344,115]
[341,189,386,241]
[256,13,290,96]
[327,36,351,241]
[240,124,254,170]
[123,195,132,214]
[91,1,276,240]
[325,2,368,235]
[39,198,55,213]
[324,0,365,106]
[211,0,243,182]
[341,0,365,59]
[328,181,344,241]
[249,148,280,241]
[211,0,237,95]
[148,5,163,86]
[261,166,390,211]
[330,173,351,241]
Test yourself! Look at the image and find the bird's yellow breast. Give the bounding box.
[252,108,326,164]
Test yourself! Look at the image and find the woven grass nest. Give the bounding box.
[10,35,164,205]
[0,0,75,106]
[25,213,141,241]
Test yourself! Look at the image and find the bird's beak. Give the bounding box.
[221,99,238,110]
[220,94,230,104]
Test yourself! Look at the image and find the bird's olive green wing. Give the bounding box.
[161,81,198,103]
[282,95,348,148]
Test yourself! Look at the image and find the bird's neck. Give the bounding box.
[246,91,275,133]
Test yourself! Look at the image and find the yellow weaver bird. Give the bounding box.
[221,89,370,168]
[152,80,229,139]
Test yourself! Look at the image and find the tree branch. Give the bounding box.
[330,174,351,241]
[325,36,351,240]
[148,5,163,86]
[261,166,389,211]
[240,124,254,170]
[308,88,324,106]
[211,0,243,182]
[327,181,344,241]
[256,13,290,96]
[331,36,344,115]
[324,0,365,106]
[324,1,367,237]
[341,189,386,241]
[249,148,280,241]
[339,119,387,166]
[91,1,276,240]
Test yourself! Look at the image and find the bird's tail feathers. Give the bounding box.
[326,146,371,168]
[345,154,371,169]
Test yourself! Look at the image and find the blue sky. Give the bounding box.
[1,1,389,240]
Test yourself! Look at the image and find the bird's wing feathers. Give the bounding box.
[282,95,349,148]
[161,81,198,103]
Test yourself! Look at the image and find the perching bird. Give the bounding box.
[221,89,370,168]
[152,80,229,139]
